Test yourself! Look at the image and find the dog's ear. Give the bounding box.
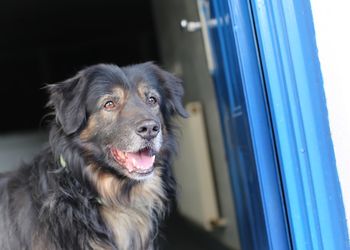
[47,74,86,135]
[147,63,188,118]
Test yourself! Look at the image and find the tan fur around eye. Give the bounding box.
[137,82,160,103]
[112,87,125,101]
[137,82,149,97]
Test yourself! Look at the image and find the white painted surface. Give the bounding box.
[310,0,350,237]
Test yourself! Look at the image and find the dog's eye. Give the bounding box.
[104,100,116,110]
[147,96,158,105]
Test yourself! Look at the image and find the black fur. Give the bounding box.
[0,62,187,250]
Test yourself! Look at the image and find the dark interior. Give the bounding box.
[0,0,158,132]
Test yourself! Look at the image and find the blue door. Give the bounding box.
[202,0,349,249]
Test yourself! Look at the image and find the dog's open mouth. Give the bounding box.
[110,147,156,175]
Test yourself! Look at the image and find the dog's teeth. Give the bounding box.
[132,158,137,167]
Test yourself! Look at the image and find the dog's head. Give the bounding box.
[48,62,187,180]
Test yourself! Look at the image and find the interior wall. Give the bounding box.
[309,0,350,238]
[151,0,240,249]
[0,131,47,172]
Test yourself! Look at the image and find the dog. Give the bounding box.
[0,62,188,250]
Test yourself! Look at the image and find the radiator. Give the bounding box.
[173,102,223,231]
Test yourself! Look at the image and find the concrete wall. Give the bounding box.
[309,0,350,238]
[151,1,240,249]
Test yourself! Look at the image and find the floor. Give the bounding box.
[159,212,231,250]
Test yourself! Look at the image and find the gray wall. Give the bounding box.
[0,131,47,172]
[151,1,241,249]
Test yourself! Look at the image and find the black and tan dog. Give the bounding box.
[0,62,188,250]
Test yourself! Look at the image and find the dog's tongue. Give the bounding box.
[125,150,155,171]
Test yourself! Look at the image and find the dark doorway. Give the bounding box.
[0,0,158,132]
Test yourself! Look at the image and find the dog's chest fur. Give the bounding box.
[100,206,152,250]
[94,169,166,250]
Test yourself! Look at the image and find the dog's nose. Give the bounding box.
[136,120,160,140]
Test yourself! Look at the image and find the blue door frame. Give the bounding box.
[208,0,348,249]
[209,0,290,249]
